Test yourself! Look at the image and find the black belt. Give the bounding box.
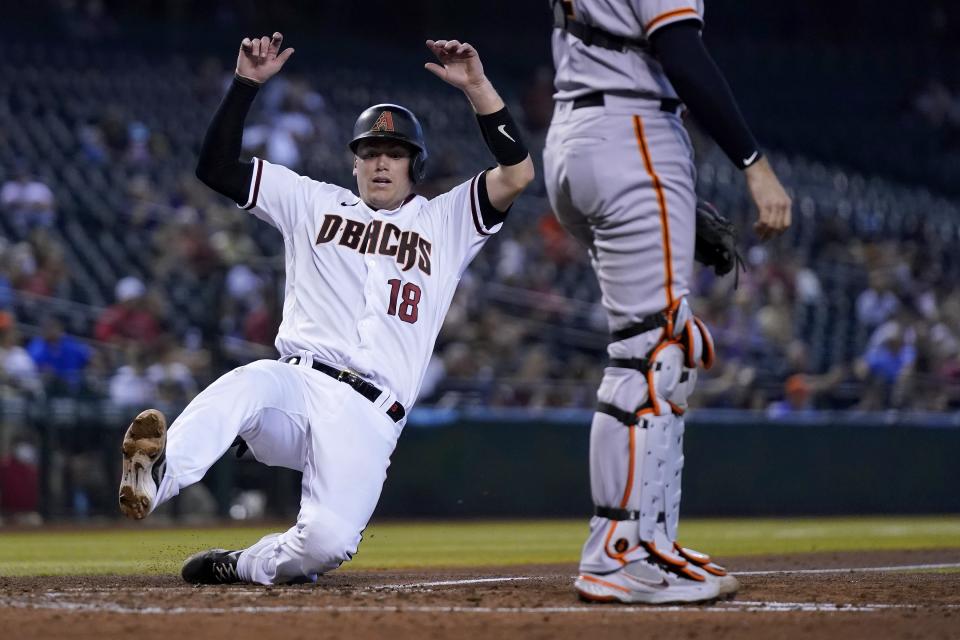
[572,92,684,115]
[284,356,406,423]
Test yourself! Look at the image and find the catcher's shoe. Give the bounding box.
[118,409,167,520]
[675,543,739,599]
[575,558,720,605]
[181,549,244,584]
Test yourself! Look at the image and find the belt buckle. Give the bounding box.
[337,369,351,383]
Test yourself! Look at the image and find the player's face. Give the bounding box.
[353,140,414,210]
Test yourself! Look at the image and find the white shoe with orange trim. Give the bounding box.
[674,543,739,599]
[575,558,721,605]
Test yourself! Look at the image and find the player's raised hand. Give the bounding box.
[236,32,294,85]
[745,157,792,241]
[424,39,487,91]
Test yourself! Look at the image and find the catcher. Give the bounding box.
[544,0,792,604]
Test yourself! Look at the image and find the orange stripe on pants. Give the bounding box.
[602,422,635,564]
[632,114,674,311]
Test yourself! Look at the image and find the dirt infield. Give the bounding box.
[2,549,958,640]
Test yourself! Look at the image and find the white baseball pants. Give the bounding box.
[152,355,403,584]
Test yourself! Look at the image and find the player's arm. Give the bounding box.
[195,33,294,204]
[425,39,535,219]
[649,21,791,240]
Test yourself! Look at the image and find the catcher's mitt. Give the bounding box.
[694,200,745,286]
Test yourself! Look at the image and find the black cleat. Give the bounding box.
[181,548,244,584]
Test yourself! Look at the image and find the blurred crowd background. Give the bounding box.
[1,0,959,521]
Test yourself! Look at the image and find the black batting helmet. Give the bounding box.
[349,104,428,183]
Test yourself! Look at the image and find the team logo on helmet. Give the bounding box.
[371,111,395,133]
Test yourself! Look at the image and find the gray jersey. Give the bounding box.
[552,0,704,100]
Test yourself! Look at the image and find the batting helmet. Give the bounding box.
[349,104,428,183]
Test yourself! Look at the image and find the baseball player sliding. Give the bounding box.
[544,1,792,603]
[118,32,534,585]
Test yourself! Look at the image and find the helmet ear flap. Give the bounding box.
[410,150,427,184]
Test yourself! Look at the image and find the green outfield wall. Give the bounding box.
[12,403,960,519]
[375,411,960,517]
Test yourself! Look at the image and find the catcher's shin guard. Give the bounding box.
[582,301,714,577]
[581,326,691,575]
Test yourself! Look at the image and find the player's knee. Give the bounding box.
[597,367,649,409]
[227,360,287,403]
[298,514,360,572]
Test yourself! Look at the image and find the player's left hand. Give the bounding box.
[744,157,792,241]
[424,40,487,91]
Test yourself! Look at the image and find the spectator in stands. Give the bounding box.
[756,279,794,356]
[767,374,815,418]
[0,243,13,310]
[94,276,162,345]
[243,289,278,346]
[125,174,165,231]
[16,230,69,298]
[0,433,41,524]
[242,79,317,170]
[26,316,92,394]
[6,242,39,294]
[211,218,260,266]
[911,78,960,132]
[855,324,916,410]
[0,311,42,399]
[146,334,198,406]
[0,162,56,239]
[126,121,153,166]
[0,311,42,458]
[78,120,109,164]
[153,206,221,278]
[108,346,157,409]
[856,270,900,331]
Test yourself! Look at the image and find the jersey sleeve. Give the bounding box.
[431,171,504,276]
[635,0,703,37]
[239,157,339,236]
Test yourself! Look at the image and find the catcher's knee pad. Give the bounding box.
[606,298,714,417]
[667,313,715,411]
[680,315,715,371]
[647,342,686,416]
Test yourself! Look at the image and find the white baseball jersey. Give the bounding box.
[238,157,501,409]
[552,0,704,100]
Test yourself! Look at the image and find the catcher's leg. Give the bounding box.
[576,320,719,604]
[664,317,738,596]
